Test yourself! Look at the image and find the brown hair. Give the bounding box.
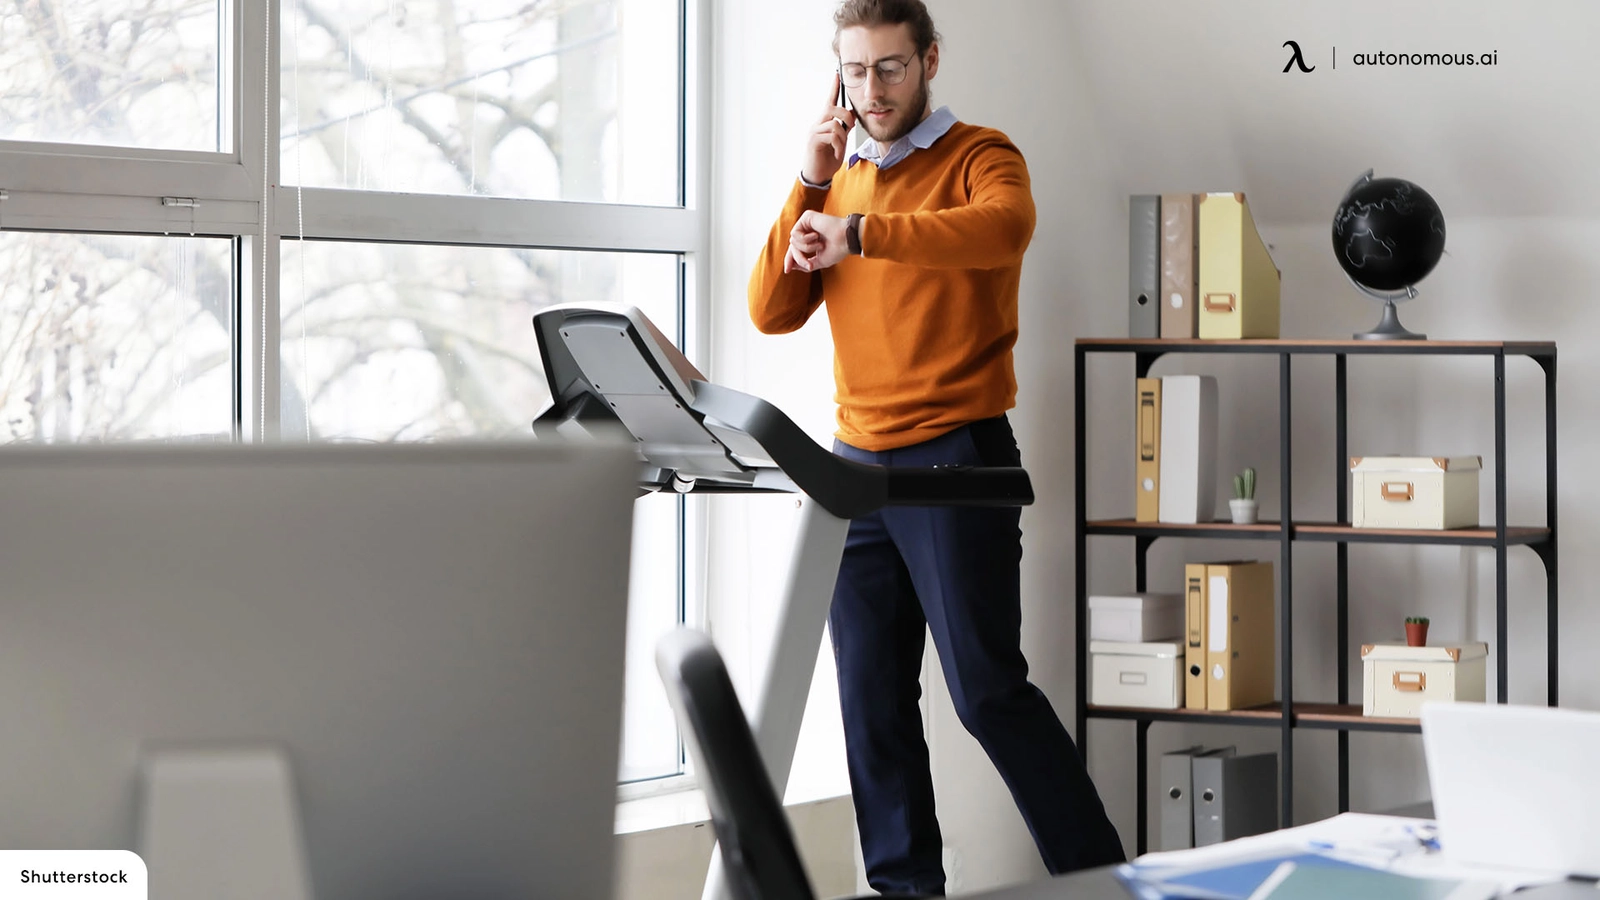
[832,0,941,58]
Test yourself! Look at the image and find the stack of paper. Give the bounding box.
[1120,813,1566,899]
[1247,861,1495,900]
[1116,850,1379,900]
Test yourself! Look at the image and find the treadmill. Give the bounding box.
[532,304,1033,900]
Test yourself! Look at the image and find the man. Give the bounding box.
[747,0,1126,895]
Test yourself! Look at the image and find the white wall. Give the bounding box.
[1063,0,1600,222]
[709,0,1600,895]
[1061,0,1600,858]
[705,0,851,809]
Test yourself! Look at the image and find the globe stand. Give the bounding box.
[1356,299,1426,340]
[1351,280,1426,341]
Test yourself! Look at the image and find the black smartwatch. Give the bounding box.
[846,213,864,256]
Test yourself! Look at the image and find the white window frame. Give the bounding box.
[0,0,712,784]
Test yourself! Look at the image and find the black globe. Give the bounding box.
[1331,176,1446,293]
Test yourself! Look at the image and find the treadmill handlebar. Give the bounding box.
[688,380,1034,519]
[884,466,1034,507]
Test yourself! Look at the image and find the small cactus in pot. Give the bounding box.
[1405,615,1430,647]
[1229,467,1258,524]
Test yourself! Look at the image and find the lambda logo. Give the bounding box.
[1283,40,1315,73]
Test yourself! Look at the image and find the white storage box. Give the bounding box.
[1351,456,1481,529]
[1361,642,1488,718]
[1091,640,1183,709]
[1089,592,1183,642]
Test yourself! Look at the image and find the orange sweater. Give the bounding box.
[748,122,1037,451]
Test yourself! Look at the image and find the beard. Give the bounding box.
[860,72,930,145]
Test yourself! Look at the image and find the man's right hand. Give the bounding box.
[801,73,856,186]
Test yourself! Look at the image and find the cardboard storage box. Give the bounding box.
[1089,592,1183,642]
[1351,456,1481,529]
[1091,640,1183,709]
[1362,642,1488,718]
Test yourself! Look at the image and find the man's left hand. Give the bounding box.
[785,210,850,273]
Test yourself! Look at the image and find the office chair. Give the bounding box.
[656,628,928,900]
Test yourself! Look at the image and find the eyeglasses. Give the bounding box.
[839,55,918,87]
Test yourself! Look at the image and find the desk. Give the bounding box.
[960,867,1131,899]
[1514,885,1600,899]
[955,868,1596,899]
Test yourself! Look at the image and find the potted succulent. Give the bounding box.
[1230,467,1258,525]
[1405,616,1430,647]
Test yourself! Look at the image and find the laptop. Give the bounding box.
[1421,702,1600,878]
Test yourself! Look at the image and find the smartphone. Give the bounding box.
[834,64,854,140]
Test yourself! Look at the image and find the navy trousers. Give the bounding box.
[828,415,1126,896]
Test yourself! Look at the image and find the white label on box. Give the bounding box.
[1208,575,1229,652]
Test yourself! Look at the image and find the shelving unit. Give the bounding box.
[1072,338,1558,855]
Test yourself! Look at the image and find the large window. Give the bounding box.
[0,233,233,441]
[280,0,678,203]
[0,0,225,151]
[277,241,677,440]
[0,0,707,786]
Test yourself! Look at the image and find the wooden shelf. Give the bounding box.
[1087,703,1284,728]
[1083,519,1281,539]
[1084,519,1551,548]
[1075,332,1557,851]
[1294,704,1420,733]
[1075,338,1556,358]
[1086,702,1421,734]
[1293,522,1550,547]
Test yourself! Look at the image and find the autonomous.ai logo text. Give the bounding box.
[1283,40,1315,73]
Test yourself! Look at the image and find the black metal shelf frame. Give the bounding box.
[1071,340,1558,855]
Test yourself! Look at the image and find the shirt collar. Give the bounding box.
[849,105,958,168]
